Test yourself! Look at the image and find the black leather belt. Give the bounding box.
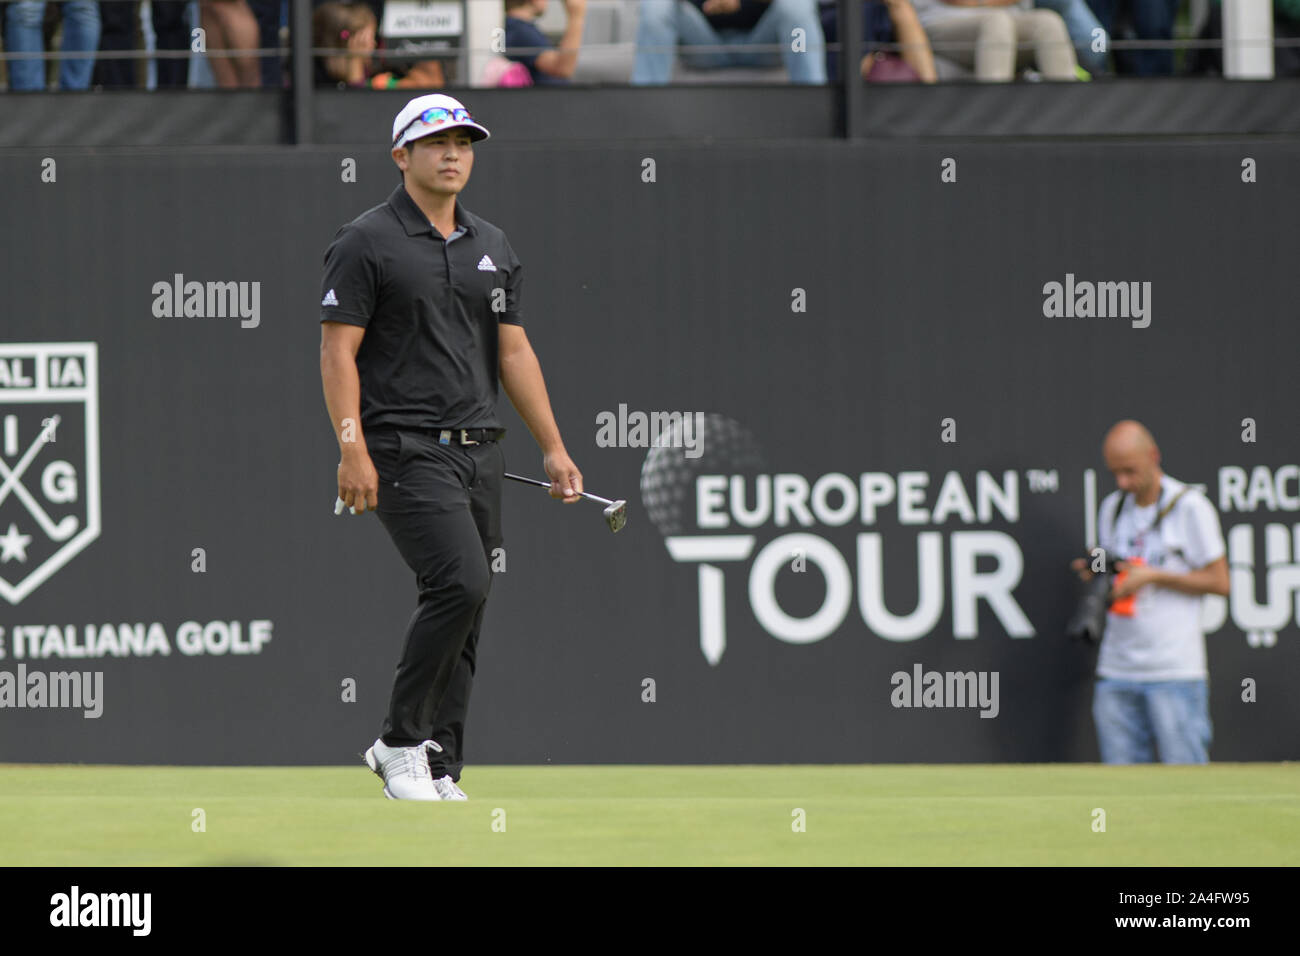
[369,425,506,445]
[432,427,505,446]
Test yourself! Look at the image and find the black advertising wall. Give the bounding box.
[0,140,1297,764]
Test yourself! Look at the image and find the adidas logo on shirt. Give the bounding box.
[322,288,339,306]
[477,255,495,272]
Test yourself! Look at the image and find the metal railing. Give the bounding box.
[0,0,1293,142]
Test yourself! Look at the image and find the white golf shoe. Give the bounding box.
[364,738,443,801]
[432,775,468,801]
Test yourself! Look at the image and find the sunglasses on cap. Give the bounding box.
[394,107,475,145]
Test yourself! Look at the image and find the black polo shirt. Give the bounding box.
[320,184,524,430]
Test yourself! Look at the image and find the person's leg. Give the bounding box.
[819,2,839,81]
[200,0,260,86]
[199,0,232,85]
[246,0,279,87]
[1086,0,1114,37]
[1146,679,1212,764]
[886,0,938,82]
[925,12,1016,81]
[1033,0,1106,73]
[1128,0,1175,74]
[370,430,493,748]
[1184,0,1220,75]
[1093,677,1157,763]
[94,0,137,88]
[425,440,504,783]
[632,0,727,83]
[1274,14,1300,76]
[740,0,827,82]
[223,0,262,85]
[152,0,191,86]
[55,0,101,88]
[5,2,49,90]
[1011,9,1077,78]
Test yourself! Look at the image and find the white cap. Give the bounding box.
[391,94,491,149]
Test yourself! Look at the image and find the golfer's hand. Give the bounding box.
[1070,557,1094,581]
[337,450,379,514]
[543,452,583,503]
[702,0,741,14]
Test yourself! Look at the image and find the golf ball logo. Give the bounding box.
[640,414,766,536]
[0,342,101,605]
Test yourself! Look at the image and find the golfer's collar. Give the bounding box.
[388,185,477,238]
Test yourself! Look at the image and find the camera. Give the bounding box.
[1065,556,1127,644]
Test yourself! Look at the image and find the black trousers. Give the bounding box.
[367,427,504,781]
[93,1,190,89]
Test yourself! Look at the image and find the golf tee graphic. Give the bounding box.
[0,343,101,605]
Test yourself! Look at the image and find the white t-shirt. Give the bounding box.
[1095,475,1226,681]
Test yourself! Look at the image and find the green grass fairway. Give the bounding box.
[2,764,1296,866]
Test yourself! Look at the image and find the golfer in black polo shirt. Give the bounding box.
[319,94,583,801]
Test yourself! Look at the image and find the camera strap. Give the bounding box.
[1111,482,1190,549]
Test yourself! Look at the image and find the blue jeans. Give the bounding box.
[4,1,102,90]
[1086,0,1177,74]
[1093,678,1212,764]
[1035,0,1107,74]
[632,0,827,84]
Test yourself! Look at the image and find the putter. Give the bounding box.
[504,472,627,533]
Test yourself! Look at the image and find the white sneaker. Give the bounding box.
[432,775,468,801]
[363,738,442,801]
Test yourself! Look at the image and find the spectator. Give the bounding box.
[94,0,190,88]
[482,54,533,85]
[344,0,446,89]
[818,0,937,82]
[4,0,101,90]
[200,0,261,86]
[313,0,377,86]
[909,0,1078,80]
[1070,420,1229,764]
[152,2,193,87]
[631,0,828,84]
[1032,0,1107,75]
[248,0,284,87]
[368,55,446,90]
[1086,0,1174,74]
[1186,0,1300,77]
[504,0,587,84]
[94,0,139,88]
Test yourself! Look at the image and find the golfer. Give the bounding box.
[319,94,583,801]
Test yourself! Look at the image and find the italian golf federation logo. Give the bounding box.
[0,343,100,604]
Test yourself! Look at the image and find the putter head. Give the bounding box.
[602,500,627,533]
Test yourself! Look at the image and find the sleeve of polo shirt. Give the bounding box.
[499,239,524,327]
[320,224,378,328]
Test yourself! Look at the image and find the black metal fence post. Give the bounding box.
[293,0,314,144]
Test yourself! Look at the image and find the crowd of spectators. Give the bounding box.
[0,0,1296,89]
